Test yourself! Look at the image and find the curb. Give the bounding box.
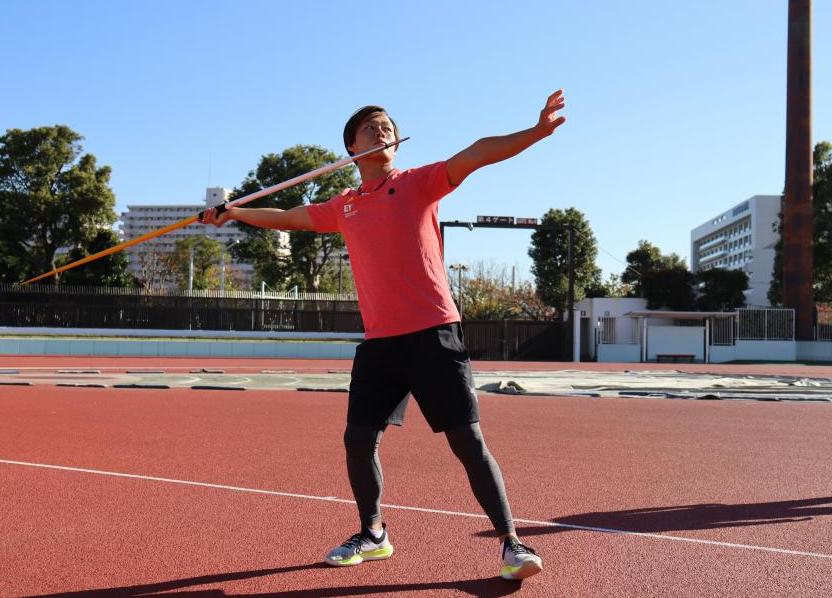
[56,383,108,388]
[113,384,171,389]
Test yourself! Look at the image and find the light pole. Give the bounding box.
[188,244,194,292]
[220,251,225,291]
[449,263,469,319]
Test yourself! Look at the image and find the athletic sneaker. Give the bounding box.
[324,524,394,567]
[500,537,543,580]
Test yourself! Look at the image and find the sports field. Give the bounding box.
[1,356,831,597]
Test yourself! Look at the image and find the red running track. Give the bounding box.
[1,383,831,596]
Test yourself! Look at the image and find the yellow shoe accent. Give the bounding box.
[361,545,394,561]
[501,560,543,580]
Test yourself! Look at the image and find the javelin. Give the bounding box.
[20,137,409,285]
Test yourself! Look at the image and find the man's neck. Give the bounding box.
[358,163,395,186]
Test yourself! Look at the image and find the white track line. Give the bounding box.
[1,458,830,561]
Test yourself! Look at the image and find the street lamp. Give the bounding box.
[449,263,469,319]
[188,244,194,292]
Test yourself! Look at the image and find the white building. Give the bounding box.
[119,187,288,289]
[690,195,780,307]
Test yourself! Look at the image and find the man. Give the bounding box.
[202,91,566,580]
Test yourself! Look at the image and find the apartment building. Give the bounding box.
[120,187,288,288]
[690,195,780,306]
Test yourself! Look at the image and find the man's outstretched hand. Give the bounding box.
[536,90,566,137]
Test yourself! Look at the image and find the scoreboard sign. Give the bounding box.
[477,215,515,225]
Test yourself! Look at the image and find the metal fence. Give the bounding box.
[596,316,639,345]
[0,283,358,302]
[462,320,566,361]
[0,284,363,332]
[0,284,565,360]
[816,305,832,341]
[598,316,616,344]
[736,308,795,341]
[709,316,735,346]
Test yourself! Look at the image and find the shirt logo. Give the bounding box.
[343,203,358,218]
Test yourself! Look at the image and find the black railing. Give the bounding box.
[0,285,565,360]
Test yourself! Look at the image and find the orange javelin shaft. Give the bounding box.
[20,137,409,285]
[21,215,199,285]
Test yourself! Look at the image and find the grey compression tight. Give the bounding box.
[343,422,514,536]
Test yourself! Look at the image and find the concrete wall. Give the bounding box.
[577,298,647,322]
[0,327,363,341]
[709,345,737,363]
[796,341,832,362]
[0,337,358,359]
[647,326,705,361]
[597,344,641,363]
[733,340,796,361]
[577,298,646,359]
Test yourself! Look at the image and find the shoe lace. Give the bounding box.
[506,540,538,557]
[341,532,367,554]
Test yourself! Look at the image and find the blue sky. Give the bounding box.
[2,1,829,284]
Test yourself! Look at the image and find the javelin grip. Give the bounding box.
[197,202,229,223]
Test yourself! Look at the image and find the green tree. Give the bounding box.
[169,236,223,291]
[447,262,556,320]
[0,126,116,283]
[528,207,601,312]
[316,255,356,295]
[231,145,358,292]
[509,282,558,320]
[453,262,514,320]
[59,229,136,287]
[695,268,748,311]
[622,240,686,297]
[585,272,631,298]
[641,265,696,310]
[769,141,832,305]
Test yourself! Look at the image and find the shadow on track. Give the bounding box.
[28,564,524,598]
[493,496,832,537]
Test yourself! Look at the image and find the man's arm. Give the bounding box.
[201,205,313,230]
[446,90,566,187]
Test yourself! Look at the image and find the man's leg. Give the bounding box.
[445,422,543,580]
[444,422,514,537]
[344,423,385,531]
[325,423,394,566]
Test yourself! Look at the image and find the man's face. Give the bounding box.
[349,112,397,158]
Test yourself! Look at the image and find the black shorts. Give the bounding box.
[348,322,480,433]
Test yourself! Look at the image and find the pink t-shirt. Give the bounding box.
[306,161,460,339]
